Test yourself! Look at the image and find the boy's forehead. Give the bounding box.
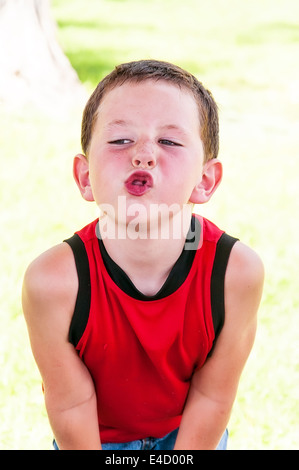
[107,78,192,96]
[97,79,199,119]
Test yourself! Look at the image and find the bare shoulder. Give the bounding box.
[226,241,264,302]
[23,242,78,307]
[224,240,264,331]
[22,242,78,341]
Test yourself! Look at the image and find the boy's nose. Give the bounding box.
[132,141,157,169]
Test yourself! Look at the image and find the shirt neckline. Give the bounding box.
[97,215,201,301]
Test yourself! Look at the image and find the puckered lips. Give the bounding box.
[124,171,153,196]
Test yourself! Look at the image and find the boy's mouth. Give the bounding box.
[125,171,153,196]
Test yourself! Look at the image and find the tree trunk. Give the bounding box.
[0,0,86,109]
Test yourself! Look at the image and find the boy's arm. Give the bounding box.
[174,241,264,450]
[22,243,102,450]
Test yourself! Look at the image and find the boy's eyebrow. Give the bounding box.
[104,121,190,136]
[159,124,190,136]
[104,119,133,130]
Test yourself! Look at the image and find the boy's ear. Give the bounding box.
[189,159,222,204]
[73,154,94,202]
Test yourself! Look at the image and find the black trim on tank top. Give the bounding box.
[64,234,91,347]
[209,232,239,352]
[64,221,238,350]
[97,215,200,301]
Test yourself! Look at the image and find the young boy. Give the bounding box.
[22,60,264,450]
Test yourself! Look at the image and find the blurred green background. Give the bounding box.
[1,0,298,449]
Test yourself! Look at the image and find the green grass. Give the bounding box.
[1,0,298,449]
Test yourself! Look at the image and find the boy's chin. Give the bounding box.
[97,200,193,242]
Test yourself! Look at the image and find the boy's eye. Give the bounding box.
[108,139,132,145]
[159,139,182,147]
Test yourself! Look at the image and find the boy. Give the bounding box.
[22,60,264,450]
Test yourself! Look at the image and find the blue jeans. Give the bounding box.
[53,428,228,450]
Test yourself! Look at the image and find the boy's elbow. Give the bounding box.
[44,385,97,416]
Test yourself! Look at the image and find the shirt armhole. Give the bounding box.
[64,234,91,348]
[209,233,239,354]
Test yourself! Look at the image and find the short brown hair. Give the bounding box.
[81,60,219,162]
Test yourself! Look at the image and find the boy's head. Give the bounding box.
[81,60,219,163]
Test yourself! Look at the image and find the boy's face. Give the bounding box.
[75,80,219,226]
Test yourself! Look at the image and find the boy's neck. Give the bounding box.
[98,209,193,297]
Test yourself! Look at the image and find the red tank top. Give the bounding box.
[64,215,237,443]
